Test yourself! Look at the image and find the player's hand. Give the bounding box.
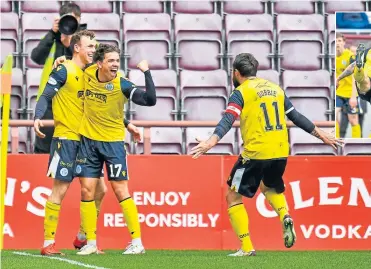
[52,17,60,33]
[335,79,339,89]
[349,97,358,108]
[319,128,344,150]
[190,138,213,159]
[137,60,149,72]
[53,56,66,69]
[127,123,141,142]
[34,119,46,138]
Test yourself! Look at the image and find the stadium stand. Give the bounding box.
[137,127,184,154]
[128,69,178,120]
[1,1,363,154]
[123,13,172,70]
[0,12,18,67]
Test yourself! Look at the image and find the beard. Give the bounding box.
[233,76,240,88]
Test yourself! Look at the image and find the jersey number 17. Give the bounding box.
[260,102,283,131]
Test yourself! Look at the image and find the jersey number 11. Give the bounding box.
[260,102,283,131]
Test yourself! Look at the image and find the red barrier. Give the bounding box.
[3,155,371,250]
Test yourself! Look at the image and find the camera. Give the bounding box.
[58,14,79,35]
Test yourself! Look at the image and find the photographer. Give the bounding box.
[31,3,85,153]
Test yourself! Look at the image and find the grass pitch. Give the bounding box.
[2,250,369,269]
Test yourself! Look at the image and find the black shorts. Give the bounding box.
[75,136,129,181]
[227,156,287,198]
[336,95,362,114]
[47,138,79,182]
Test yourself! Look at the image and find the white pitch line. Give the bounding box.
[13,251,111,269]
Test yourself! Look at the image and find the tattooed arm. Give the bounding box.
[337,62,356,83]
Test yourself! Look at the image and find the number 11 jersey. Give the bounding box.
[235,78,292,160]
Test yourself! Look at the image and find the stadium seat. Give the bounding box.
[277,14,325,71]
[327,14,335,71]
[128,69,178,120]
[80,13,120,49]
[283,70,331,121]
[10,68,24,119]
[221,0,265,14]
[26,68,43,115]
[283,70,332,100]
[21,0,61,13]
[180,69,228,121]
[0,127,28,153]
[122,0,165,13]
[186,127,236,155]
[273,0,316,14]
[18,127,29,154]
[123,13,171,70]
[257,70,280,85]
[22,13,59,68]
[171,0,216,14]
[72,0,113,13]
[289,127,338,155]
[1,12,18,67]
[290,97,329,121]
[343,139,371,155]
[1,1,11,12]
[225,14,274,71]
[137,127,183,155]
[174,14,223,71]
[324,0,366,14]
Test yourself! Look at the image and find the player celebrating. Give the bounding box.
[337,43,371,103]
[190,53,343,257]
[74,44,156,255]
[34,30,98,256]
[335,33,361,138]
[34,31,140,256]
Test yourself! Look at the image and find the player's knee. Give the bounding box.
[259,182,269,194]
[348,115,359,125]
[111,181,130,201]
[49,179,70,204]
[81,185,96,200]
[226,189,242,206]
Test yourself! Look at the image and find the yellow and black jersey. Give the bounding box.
[34,60,85,141]
[336,49,355,98]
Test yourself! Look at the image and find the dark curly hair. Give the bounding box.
[93,43,120,62]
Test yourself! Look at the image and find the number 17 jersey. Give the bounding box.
[237,78,291,160]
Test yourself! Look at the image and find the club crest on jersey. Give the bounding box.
[105,83,114,91]
[342,60,347,66]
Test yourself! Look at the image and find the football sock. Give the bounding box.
[228,203,254,252]
[264,190,289,222]
[44,201,61,246]
[80,200,97,245]
[77,206,101,241]
[120,197,142,244]
[351,124,361,138]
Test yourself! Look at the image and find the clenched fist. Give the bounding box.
[137,60,149,72]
